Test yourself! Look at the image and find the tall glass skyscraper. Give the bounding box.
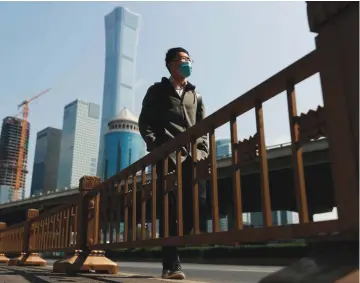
[215,138,231,159]
[97,7,141,179]
[57,100,100,189]
[103,108,145,180]
[30,127,62,196]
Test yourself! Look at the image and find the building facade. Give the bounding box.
[103,108,145,180]
[215,138,231,159]
[97,6,141,179]
[214,138,296,227]
[57,100,100,189]
[0,117,29,202]
[30,127,62,196]
[250,211,294,227]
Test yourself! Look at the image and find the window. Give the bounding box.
[88,103,100,119]
[117,85,134,112]
[121,25,138,60]
[119,57,135,87]
[124,9,140,30]
[105,28,116,55]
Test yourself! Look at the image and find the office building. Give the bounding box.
[0,117,29,202]
[97,6,141,179]
[215,138,231,159]
[57,100,100,189]
[30,127,62,196]
[214,138,295,227]
[213,138,252,231]
[103,108,145,180]
[207,213,252,233]
[250,211,294,227]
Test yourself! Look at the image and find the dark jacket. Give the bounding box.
[138,77,209,164]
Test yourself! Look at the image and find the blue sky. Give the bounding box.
[0,1,324,197]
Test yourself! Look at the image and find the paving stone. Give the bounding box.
[0,275,31,283]
[0,265,173,283]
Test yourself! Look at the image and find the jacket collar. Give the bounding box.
[161,77,196,92]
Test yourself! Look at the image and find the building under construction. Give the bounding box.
[0,116,29,202]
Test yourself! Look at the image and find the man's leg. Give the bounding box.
[182,182,207,234]
[198,179,208,233]
[156,161,180,278]
[161,158,195,280]
[162,158,207,280]
[159,157,207,280]
[182,158,208,235]
[160,192,179,268]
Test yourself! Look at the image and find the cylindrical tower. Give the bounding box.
[103,108,146,180]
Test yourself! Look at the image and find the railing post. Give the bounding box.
[259,3,359,282]
[8,209,46,266]
[53,176,117,275]
[22,209,47,266]
[0,222,9,263]
[308,2,359,234]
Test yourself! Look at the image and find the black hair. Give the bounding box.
[165,47,189,73]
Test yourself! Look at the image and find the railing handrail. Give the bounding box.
[29,198,80,224]
[0,198,79,240]
[0,221,26,233]
[96,50,319,189]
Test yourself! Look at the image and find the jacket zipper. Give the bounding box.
[180,89,190,129]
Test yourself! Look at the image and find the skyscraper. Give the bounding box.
[30,127,62,196]
[215,138,231,159]
[57,100,100,189]
[0,117,29,202]
[103,108,145,180]
[97,6,141,179]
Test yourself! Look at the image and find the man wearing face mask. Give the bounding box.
[139,47,208,279]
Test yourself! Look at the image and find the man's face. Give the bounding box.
[168,52,192,78]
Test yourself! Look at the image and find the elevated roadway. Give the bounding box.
[0,139,331,225]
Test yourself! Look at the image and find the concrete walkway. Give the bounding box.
[0,265,207,283]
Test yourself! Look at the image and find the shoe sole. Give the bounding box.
[168,272,186,280]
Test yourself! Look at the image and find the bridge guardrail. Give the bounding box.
[0,2,357,276]
[0,222,25,255]
[29,199,79,254]
[85,49,338,254]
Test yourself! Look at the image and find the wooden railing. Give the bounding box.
[81,49,344,253]
[0,2,358,278]
[29,200,79,253]
[0,223,25,254]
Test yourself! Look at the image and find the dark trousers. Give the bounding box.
[156,157,208,269]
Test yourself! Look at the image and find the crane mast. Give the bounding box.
[13,88,51,201]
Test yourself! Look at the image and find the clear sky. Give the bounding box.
[0,1,324,199]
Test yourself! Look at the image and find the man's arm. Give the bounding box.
[196,94,209,157]
[138,86,159,152]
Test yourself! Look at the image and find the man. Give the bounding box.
[138,47,208,280]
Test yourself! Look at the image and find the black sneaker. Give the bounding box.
[162,263,185,280]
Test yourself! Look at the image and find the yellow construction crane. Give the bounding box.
[14,88,51,200]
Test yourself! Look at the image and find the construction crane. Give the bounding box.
[14,88,51,200]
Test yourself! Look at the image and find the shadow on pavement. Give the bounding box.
[0,264,156,282]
